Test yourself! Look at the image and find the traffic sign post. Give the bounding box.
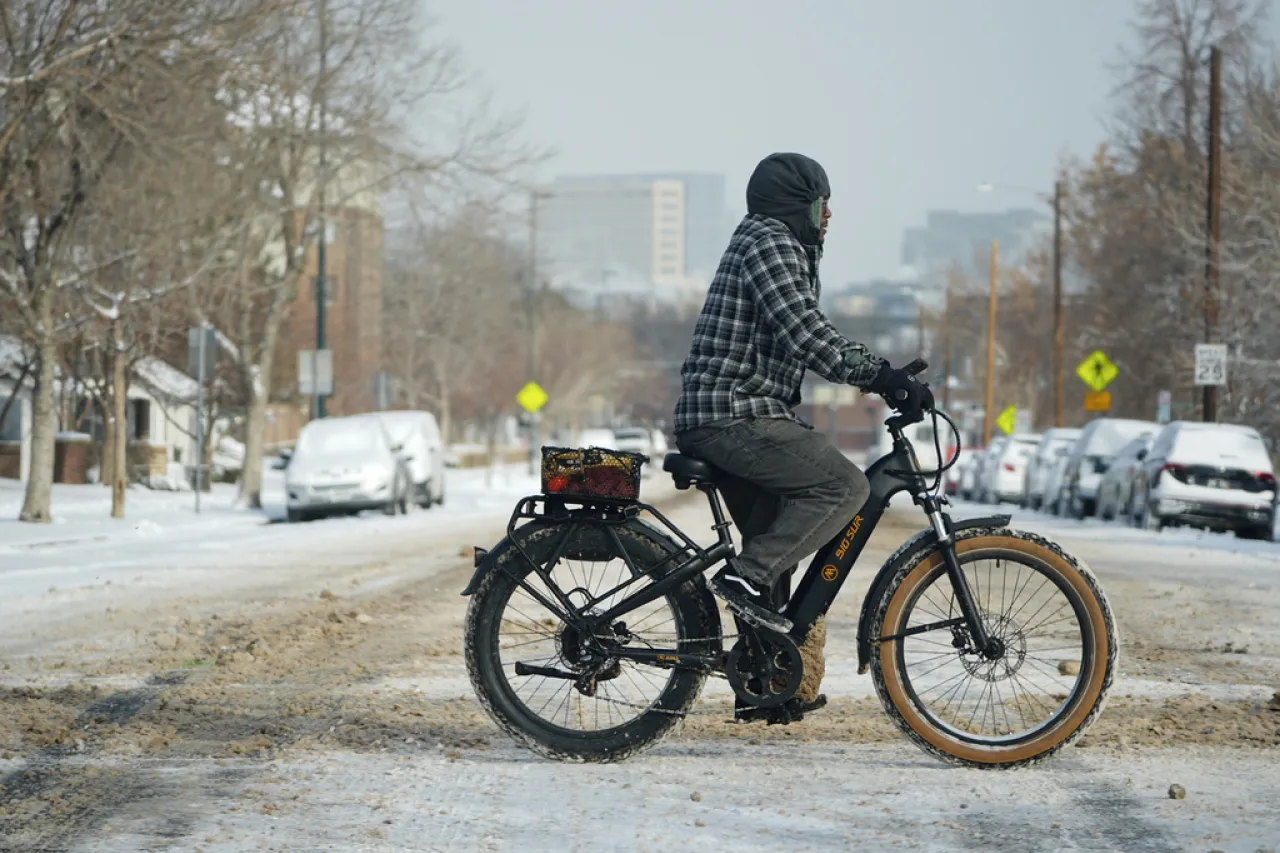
[1076,350,1119,393]
[517,382,549,475]
[517,382,548,413]
[1194,344,1227,387]
[995,405,1017,436]
[1084,391,1111,412]
[372,371,393,410]
[298,349,334,397]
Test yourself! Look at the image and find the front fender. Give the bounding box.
[855,513,1011,673]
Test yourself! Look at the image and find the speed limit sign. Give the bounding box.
[1194,343,1228,386]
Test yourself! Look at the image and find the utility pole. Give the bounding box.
[1203,45,1223,423]
[313,0,329,419]
[941,272,954,410]
[982,240,999,444]
[1052,179,1065,428]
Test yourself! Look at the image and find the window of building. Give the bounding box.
[128,399,151,442]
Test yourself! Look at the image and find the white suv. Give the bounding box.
[1131,421,1276,540]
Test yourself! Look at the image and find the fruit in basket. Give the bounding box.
[584,464,636,499]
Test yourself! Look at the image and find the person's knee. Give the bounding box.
[835,465,871,511]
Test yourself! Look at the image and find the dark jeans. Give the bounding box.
[675,417,871,589]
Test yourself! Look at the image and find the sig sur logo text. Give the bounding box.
[834,514,864,560]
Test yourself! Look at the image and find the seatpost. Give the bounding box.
[699,484,735,547]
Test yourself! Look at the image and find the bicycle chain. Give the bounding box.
[563,630,887,720]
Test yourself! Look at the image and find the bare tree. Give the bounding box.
[0,0,259,521]
[194,0,537,508]
[383,205,518,444]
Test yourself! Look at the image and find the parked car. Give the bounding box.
[1095,433,1154,521]
[612,427,655,456]
[971,436,1010,503]
[281,417,413,523]
[1022,428,1083,510]
[958,452,983,501]
[978,434,1041,505]
[612,426,661,476]
[864,420,944,473]
[1130,421,1276,539]
[1040,446,1073,516]
[650,428,670,456]
[1057,418,1159,518]
[576,428,619,450]
[350,410,446,508]
[943,447,977,496]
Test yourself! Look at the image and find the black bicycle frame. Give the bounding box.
[468,418,995,673]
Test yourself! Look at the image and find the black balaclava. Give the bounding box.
[745,152,830,246]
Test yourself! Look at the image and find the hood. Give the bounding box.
[746,152,830,246]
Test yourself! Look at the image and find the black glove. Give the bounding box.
[868,363,930,414]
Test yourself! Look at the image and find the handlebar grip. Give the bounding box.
[903,358,929,377]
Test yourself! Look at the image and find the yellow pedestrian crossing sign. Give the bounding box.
[1076,350,1119,393]
[516,381,549,413]
[996,405,1017,436]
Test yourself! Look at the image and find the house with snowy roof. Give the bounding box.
[0,334,203,485]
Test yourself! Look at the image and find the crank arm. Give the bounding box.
[513,662,579,680]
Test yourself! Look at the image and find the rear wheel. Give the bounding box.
[870,527,1116,768]
[465,522,720,762]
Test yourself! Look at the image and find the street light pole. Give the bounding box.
[314,0,329,420]
[982,240,999,444]
[526,190,542,475]
[1052,179,1065,428]
[1203,45,1223,423]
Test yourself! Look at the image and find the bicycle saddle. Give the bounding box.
[662,452,715,488]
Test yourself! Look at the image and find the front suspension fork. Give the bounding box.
[927,508,994,654]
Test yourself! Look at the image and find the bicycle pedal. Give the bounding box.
[732,694,827,726]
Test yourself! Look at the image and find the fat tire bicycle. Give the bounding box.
[461,364,1117,766]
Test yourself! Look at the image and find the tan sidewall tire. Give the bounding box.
[872,530,1116,767]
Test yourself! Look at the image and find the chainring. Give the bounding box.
[726,631,804,709]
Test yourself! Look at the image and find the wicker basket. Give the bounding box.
[541,446,647,502]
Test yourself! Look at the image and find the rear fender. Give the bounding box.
[459,515,718,629]
[855,513,1011,673]
[460,519,561,596]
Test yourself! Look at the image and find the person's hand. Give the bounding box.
[869,364,931,415]
[869,364,918,408]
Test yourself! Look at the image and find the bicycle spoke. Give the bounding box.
[897,554,1086,743]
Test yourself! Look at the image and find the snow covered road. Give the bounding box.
[1,482,1277,851]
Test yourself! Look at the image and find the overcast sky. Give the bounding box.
[424,0,1276,287]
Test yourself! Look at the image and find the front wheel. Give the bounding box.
[464,521,721,762]
[869,527,1116,768]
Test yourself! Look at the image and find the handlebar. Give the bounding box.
[882,358,931,429]
[888,358,930,404]
[902,358,929,377]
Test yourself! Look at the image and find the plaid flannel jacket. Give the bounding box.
[674,214,885,432]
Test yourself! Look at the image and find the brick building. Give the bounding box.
[272,200,385,422]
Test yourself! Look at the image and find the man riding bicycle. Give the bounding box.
[674,152,932,638]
